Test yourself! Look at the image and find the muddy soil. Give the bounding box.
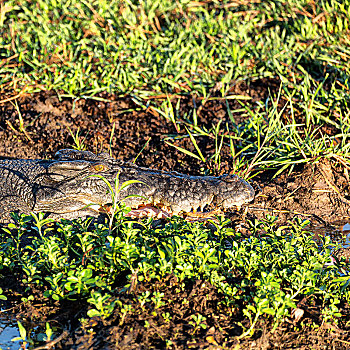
[253,158,350,224]
[0,81,349,349]
[1,86,349,225]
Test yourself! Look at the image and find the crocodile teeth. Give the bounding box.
[125,205,171,219]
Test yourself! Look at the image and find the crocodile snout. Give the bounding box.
[214,175,255,209]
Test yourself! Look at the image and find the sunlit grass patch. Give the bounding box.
[163,79,350,179]
[1,0,349,180]
[0,0,349,98]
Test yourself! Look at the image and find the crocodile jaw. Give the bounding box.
[32,149,255,219]
[35,174,255,218]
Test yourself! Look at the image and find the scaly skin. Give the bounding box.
[0,149,255,222]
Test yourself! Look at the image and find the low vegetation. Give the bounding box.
[1,210,349,347]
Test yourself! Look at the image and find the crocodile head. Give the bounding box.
[34,149,255,219]
[35,149,123,214]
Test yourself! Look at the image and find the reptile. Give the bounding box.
[0,149,255,223]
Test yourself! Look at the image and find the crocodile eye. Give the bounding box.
[93,164,107,172]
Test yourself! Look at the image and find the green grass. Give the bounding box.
[2,0,349,176]
[163,83,350,178]
[1,0,349,98]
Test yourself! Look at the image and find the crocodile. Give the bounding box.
[0,149,255,223]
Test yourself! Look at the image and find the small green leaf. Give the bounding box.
[17,321,26,340]
[87,309,101,318]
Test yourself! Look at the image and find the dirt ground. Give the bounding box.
[0,83,350,349]
[1,82,349,225]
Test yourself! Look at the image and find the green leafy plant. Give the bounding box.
[87,292,118,318]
